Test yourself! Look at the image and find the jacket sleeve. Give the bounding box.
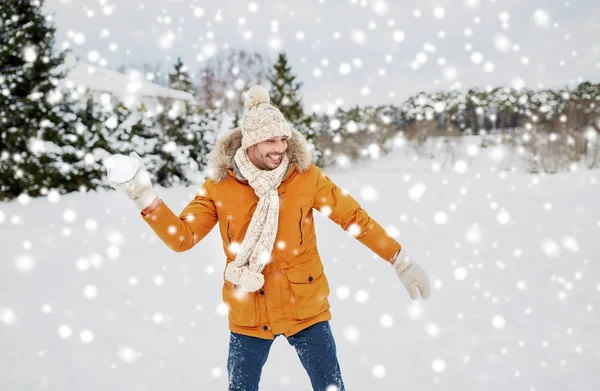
[313,167,401,264]
[141,181,218,253]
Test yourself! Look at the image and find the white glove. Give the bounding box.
[106,152,157,210]
[392,248,431,300]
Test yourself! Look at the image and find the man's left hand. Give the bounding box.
[392,248,431,300]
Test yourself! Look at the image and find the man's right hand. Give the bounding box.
[107,152,157,211]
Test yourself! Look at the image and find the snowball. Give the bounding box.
[105,154,139,183]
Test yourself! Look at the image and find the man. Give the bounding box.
[108,86,430,391]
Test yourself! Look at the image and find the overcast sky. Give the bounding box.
[44,0,600,112]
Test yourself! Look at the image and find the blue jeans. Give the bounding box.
[227,321,345,391]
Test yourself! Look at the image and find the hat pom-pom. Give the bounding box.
[244,85,270,110]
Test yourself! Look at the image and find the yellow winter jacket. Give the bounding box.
[141,128,401,339]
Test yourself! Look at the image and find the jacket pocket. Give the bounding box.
[284,260,330,320]
[222,280,260,327]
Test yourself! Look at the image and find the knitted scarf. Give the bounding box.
[224,147,290,292]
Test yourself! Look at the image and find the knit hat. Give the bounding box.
[241,85,292,150]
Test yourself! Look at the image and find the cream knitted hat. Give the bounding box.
[241,85,292,150]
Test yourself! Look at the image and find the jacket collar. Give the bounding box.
[206,127,312,184]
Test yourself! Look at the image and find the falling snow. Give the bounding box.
[2,1,599,390]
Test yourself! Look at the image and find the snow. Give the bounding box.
[1,137,600,390]
[104,154,140,184]
[58,53,195,105]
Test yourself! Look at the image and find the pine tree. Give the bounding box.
[0,0,71,199]
[169,57,192,93]
[267,53,317,161]
[151,100,218,186]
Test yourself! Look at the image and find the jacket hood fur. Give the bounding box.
[206,127,313,183]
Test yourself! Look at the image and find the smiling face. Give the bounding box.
[246,136,289,170]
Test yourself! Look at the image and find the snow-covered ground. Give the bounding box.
[1,137,599,390]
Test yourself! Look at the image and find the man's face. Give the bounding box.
[246,136,289,170]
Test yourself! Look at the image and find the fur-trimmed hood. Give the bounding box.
[206,127,312,183]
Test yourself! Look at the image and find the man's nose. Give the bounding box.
[272,140,287,153]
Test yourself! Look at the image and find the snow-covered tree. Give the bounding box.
[0,0,73,199]
[151,100,218,186]
[267,52,316,161]
[169,57,192,93]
